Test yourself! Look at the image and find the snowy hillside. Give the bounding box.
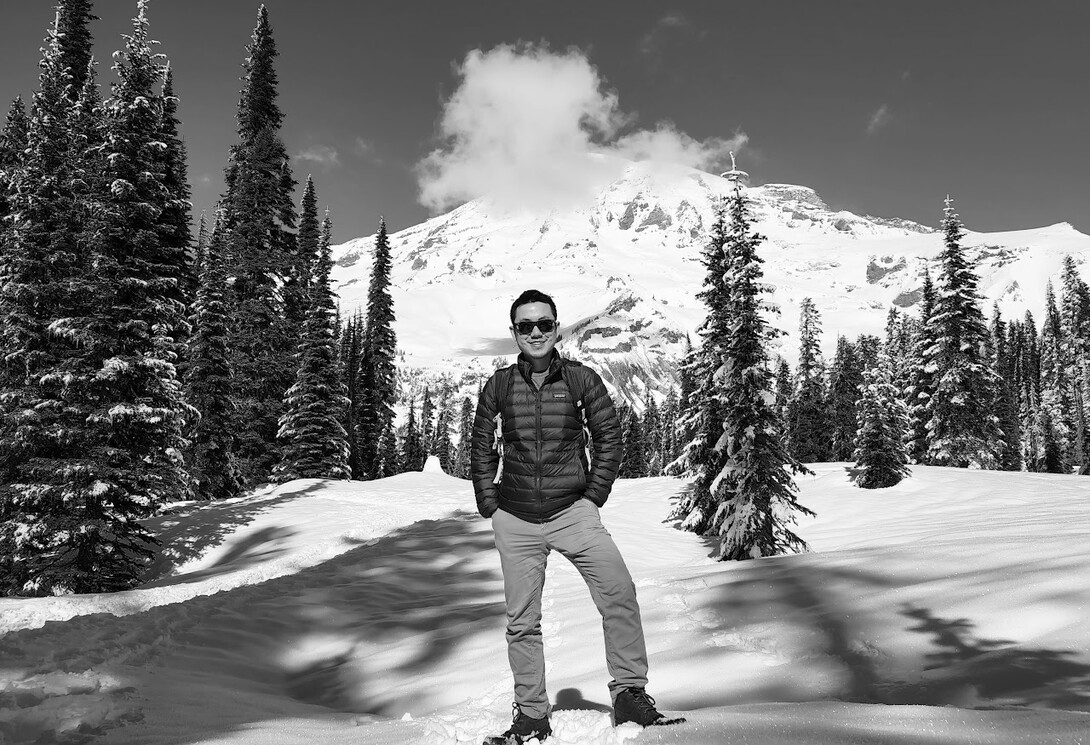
[330,160,1090,404]
[1,464,1088,744]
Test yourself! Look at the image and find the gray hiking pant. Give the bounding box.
[491,498,648,718]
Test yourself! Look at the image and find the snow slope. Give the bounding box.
[330,161,1090,404]
[2,461,1088,744]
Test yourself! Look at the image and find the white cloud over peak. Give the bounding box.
[296,145,340,167]
[417,44,746,213]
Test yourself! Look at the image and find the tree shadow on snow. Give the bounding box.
[675,559,1090,713]
[0,509,505,745]
[140,481,327,585]
[886,604,1090,711]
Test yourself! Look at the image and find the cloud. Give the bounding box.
[295,145,340,168]
[867,104,892,135]
[417,43,746,213]
[640,13,693,56]
[353,136,383,165]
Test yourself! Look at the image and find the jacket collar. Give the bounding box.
[516,351,565,383]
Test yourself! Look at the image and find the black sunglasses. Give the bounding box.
[514,319,557,335]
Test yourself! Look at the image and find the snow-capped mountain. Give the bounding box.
[330,160,1090,405]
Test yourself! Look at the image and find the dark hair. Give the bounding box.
[510,289,557,325]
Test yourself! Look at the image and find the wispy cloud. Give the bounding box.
[417,43,747,213]
[867,104,892,135]
[640,13,693,56]
[296,145,340,168]
[353,136,383,164]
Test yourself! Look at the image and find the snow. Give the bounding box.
[329,161,1090,402]
[2,465,1089,744]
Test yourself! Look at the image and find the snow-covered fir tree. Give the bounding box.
[1,3,197,595]
[826,335,865,461]
[276,214,351,481]
[155,66,195,322]
[220,6,298,484]
[713,180,813,559]
[906,270,937,463]
[357,218,398,479]
[0,96,29,225]
[185,212,243,500]
[850,354,911,488]
[923,197,1002,468]
[1058,255,1090,471]
[284,175,319,330]
[667,204,728,532]
[786,297,829,462]
[1038,282,1076,471]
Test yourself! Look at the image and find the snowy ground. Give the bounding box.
[1,461,1089,744]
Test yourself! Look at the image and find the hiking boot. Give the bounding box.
[612,687,686,727]
[482,703,551,744]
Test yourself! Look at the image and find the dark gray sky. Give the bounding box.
[2,1,1087,243]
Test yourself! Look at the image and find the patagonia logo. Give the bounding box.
[552,392,567,399]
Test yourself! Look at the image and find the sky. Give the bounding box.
[1,1,1088,244]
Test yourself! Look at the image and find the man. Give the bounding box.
[471,289,683,744]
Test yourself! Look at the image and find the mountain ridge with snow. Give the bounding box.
[331,160,1090,405]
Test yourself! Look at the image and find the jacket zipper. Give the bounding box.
[535,381,543,507]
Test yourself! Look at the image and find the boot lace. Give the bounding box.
[627,687,659,717]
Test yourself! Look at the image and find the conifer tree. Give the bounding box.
[0,97,29,224]
[711,180,813,560]
[378,420,401,477]
[668,207,728,532]
[643,392,661,475]
[619,408,647,478]
[339,310,365,478]
[193,211,209,276]
[0,9,110,595]
[1059,256,1090,470]
[434,402,453,473]
[850,355,911,488]
[453,395,474,479]
[659,386,680,469]
[276,214,350,481]
[5,3,196,595]
[156,66,194,306]
[906,270,938,463]
[990,305,1022,470]
[401,398,424,472]
[924,197,1002,468]
[284,175,318,328]
[786,298,829,462]
[220,6,298,484]
[1038,282,1075,471]
[357,218,398,478]
[185,213,243,500]
[420,386,436,456]
[826,335,864,461]
[56,0,98,102]
[773,357,793,426]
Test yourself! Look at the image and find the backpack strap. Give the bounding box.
[491,365,517,485]
[560,361,593,472]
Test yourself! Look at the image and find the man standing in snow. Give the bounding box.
[471,289,683,744]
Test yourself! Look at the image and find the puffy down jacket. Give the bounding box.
[471,353,622,522]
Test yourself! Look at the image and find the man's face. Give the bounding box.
[511,301,559,364]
